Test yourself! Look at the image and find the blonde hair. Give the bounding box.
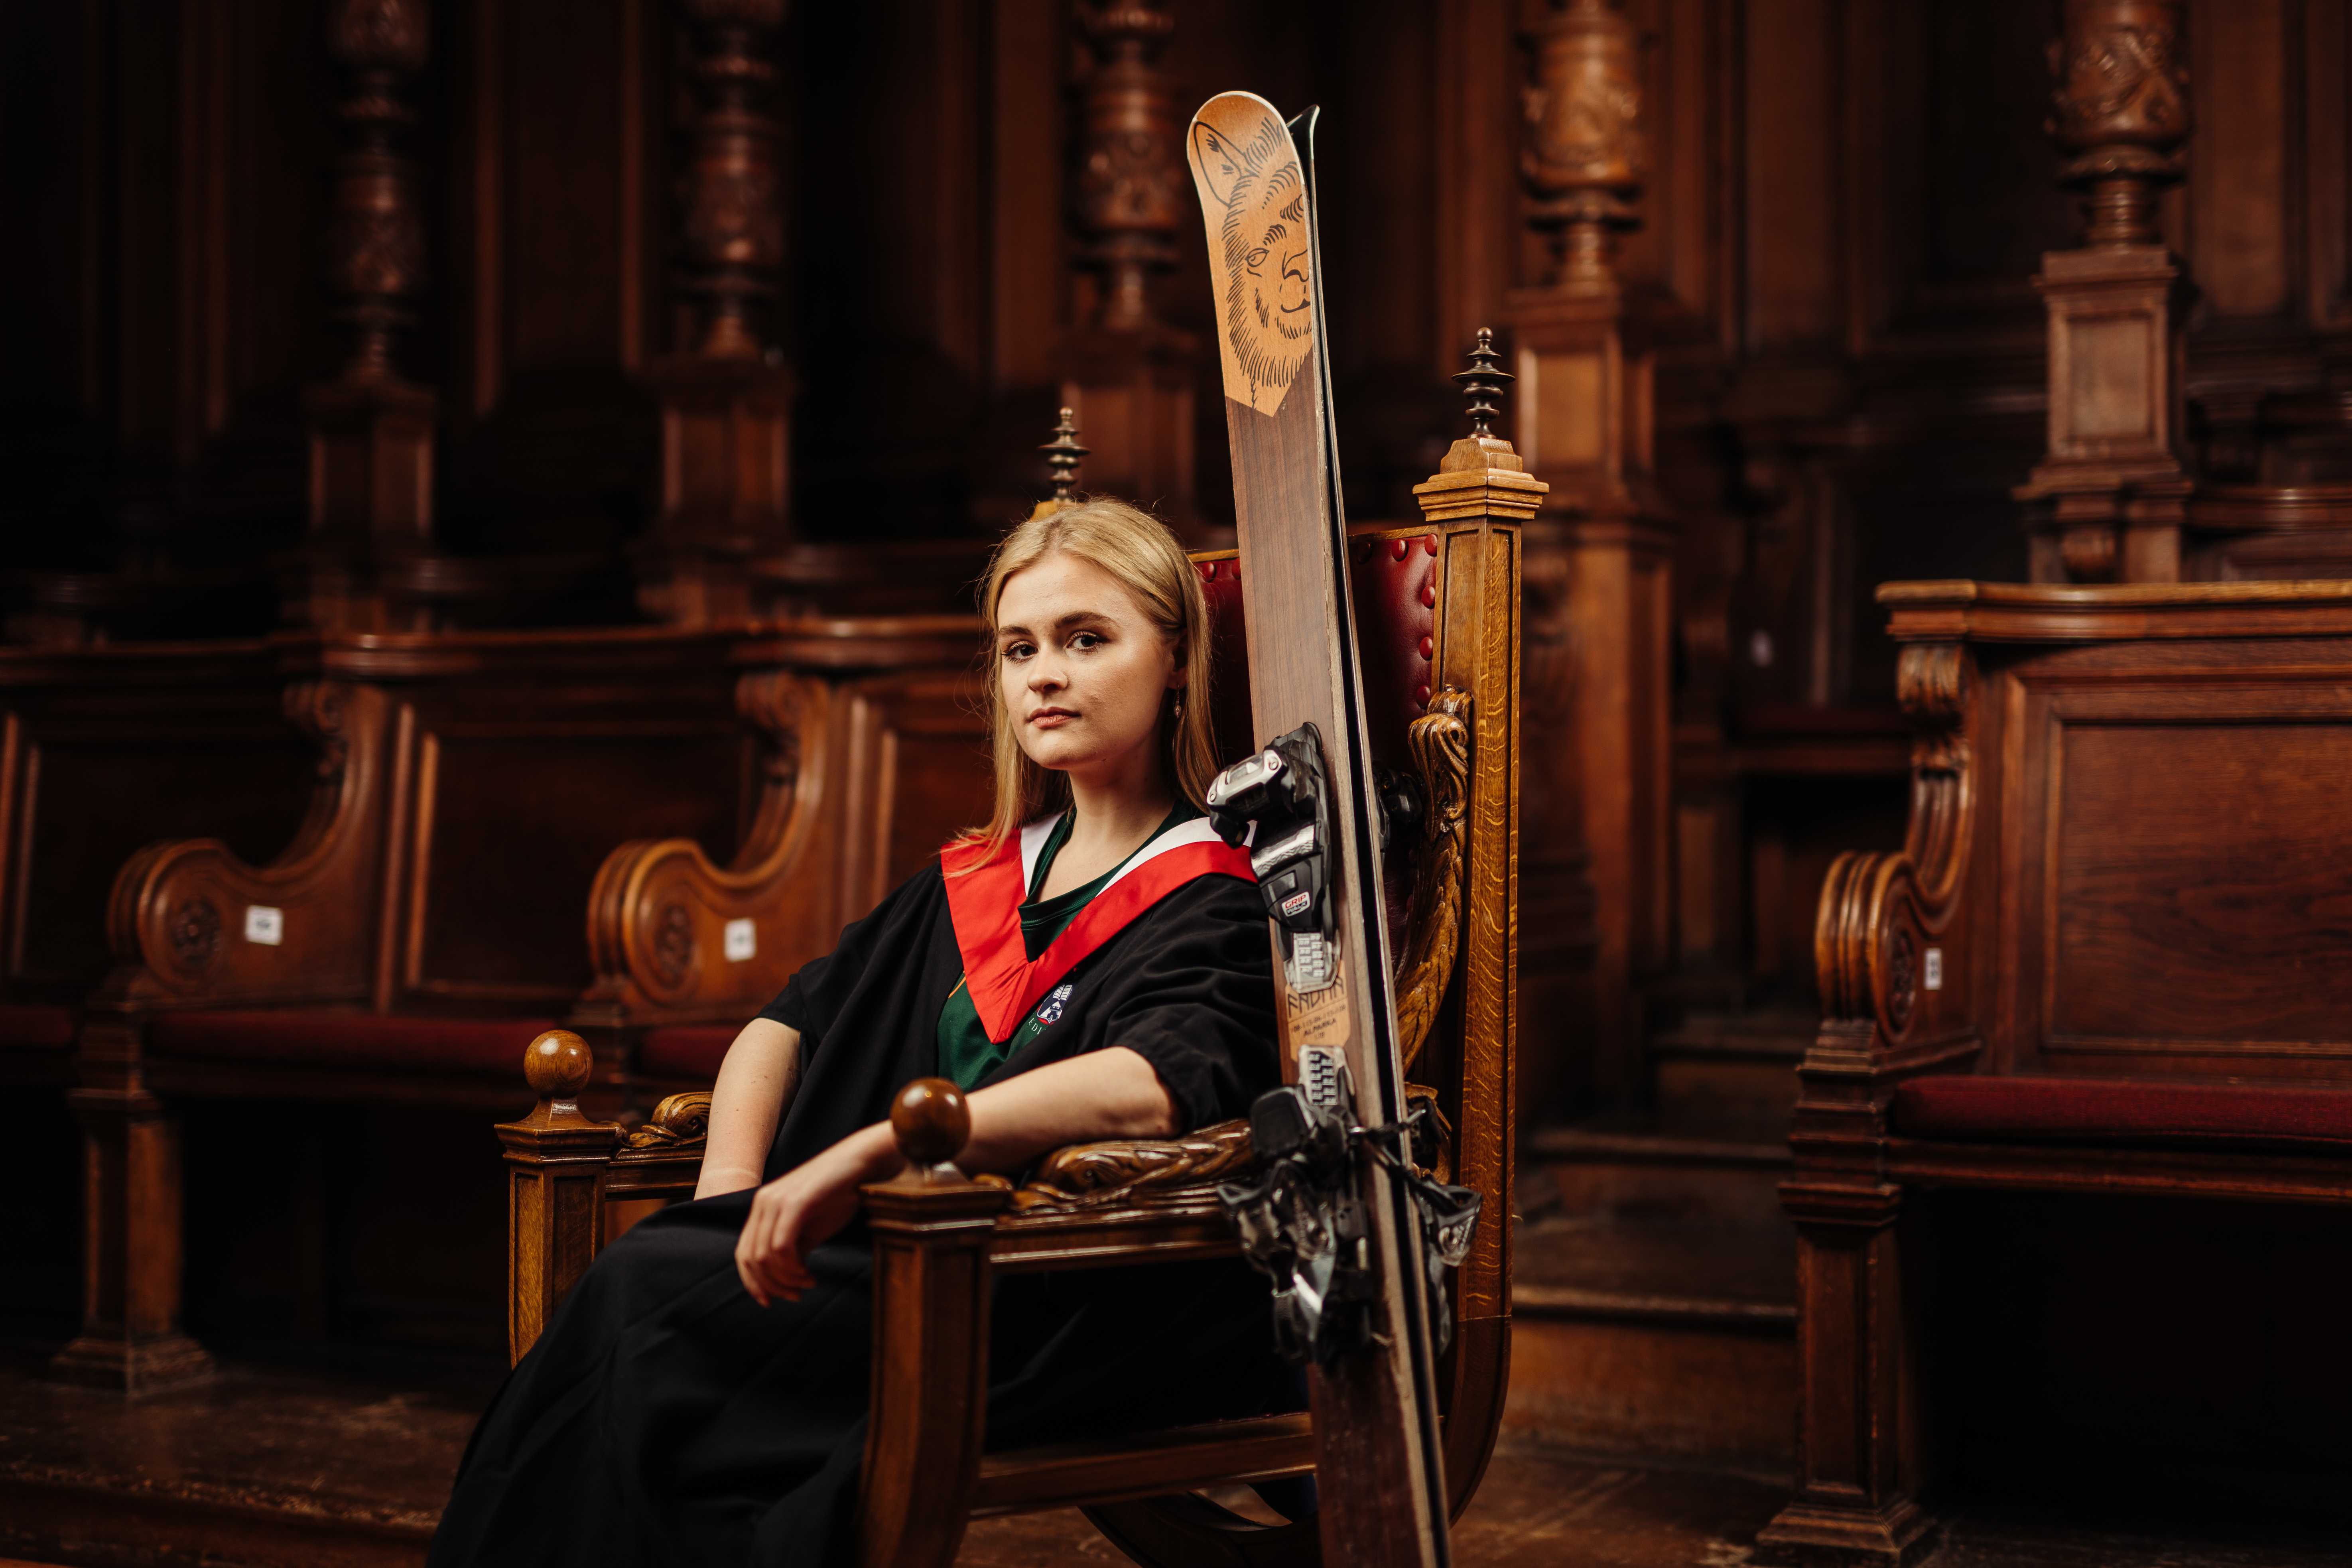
[962,497,1218,861]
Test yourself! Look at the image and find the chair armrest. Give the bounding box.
[1007,1119,1255,1213]
[607,1090,713,1201]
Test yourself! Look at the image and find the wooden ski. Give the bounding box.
[1187,93,1451,1568]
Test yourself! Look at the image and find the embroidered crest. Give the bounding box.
[1035,982,1075,1026]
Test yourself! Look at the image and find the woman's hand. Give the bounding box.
[735,1121,902,1305]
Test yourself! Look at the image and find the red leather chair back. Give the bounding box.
[1193,527,1441,768]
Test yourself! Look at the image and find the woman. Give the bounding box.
[431,499,1286,1567]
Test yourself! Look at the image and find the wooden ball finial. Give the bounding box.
[891,1078,971,1167]
[524,1029,594,1099]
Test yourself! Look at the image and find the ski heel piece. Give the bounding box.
[1218,1083,1482,1365]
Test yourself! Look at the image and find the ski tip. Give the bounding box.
[1186,93,1316,422]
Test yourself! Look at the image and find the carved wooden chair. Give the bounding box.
[500,489,1530,1566]
[1759,580,2352,1567]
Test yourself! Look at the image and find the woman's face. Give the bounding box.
[994,551,1181,789]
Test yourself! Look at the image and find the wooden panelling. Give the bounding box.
[408,729,749,1001]
[2038,713,2352,1061]
[2189,0,2295,321]
[1741,0,1842,354]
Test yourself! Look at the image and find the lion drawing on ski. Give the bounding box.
[1190,115,1313,417]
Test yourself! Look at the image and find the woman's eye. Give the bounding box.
[1002,641,1034,661]
[1069,632,1103,651]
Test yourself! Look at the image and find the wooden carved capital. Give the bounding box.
[1521,0,1645,284]
[323,0,430,380]
[675,0,789,358]
[1072,0,1182,332]
[2047,0,2190,244]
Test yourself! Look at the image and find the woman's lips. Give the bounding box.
[1028,707,1078,729]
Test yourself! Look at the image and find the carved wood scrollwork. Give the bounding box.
[286,680,354,782]
[583,671,825,1015]
[103,680,384,1005]
[650,902,696,989]
[1008,1118,1255,1213]
[1394,689,1473,1072]
[625,1091,714,1151]
[1813,641,1974,1048]
[169,899,222,970]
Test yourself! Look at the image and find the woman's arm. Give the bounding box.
[733,1045,1177,1304]
[693,1018,803,1200]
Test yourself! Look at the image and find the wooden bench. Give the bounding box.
[0,641,321,1330]
[496,489,1531,1566]
[1758,581,2352,1566]
[59,617,985,1389]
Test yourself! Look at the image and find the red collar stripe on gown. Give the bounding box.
[940,815,1257,1043]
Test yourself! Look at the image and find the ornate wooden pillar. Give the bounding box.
[1056,0,1195,517]
[1505,0,1672,1112]
[2015,0,2195,583]
[640,0,794,626]
[294,0,438,632]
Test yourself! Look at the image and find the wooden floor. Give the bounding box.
[2,1339,2346,1568]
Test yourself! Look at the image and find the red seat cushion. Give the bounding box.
[1894,1075,2352,1156]
[147,1011,560,1077]
[0,1004,78,1051]
[641,1025,737,1081]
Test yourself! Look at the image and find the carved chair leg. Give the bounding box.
[1755,1188,1934,1567]
[858,1174,1013,1568]
[50,1085,214,1393]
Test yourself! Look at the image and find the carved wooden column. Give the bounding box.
[2015,0,2195,583]
[640,0,794,626]
[1415,334,1586,1135]
[1056,0,1195,517]
[1505,0,1672,1112]
[294,0,438,632]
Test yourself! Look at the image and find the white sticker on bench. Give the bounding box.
[1923,946,1942,991]
[245,905,284,946]
[723,918,756,962]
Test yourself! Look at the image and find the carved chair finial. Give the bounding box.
[1453,329,1514,440]
[892,1078,971,1171]
[524,1028,595,1099]
[1041,408,1090,504]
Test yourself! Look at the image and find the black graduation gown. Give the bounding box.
[428,861,1285,1568]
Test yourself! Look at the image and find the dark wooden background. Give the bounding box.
[4,0,2347,1365]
